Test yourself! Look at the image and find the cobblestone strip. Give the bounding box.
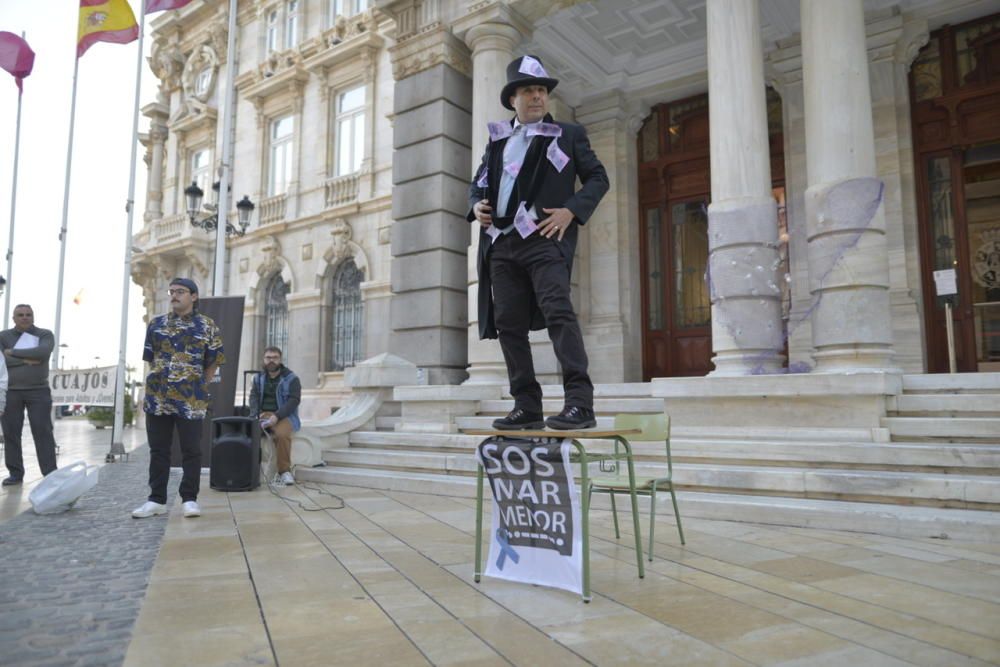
[0,446,178,667]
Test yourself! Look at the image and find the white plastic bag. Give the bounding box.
[29,460,100,515]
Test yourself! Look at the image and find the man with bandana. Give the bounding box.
[468,55,609,430]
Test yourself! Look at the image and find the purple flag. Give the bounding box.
[0,32,34,93]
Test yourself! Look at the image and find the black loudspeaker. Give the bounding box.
[210,417,260,491]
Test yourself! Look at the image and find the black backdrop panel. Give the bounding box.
[170,296,246,467]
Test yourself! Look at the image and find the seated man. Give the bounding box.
[248,347,301,485]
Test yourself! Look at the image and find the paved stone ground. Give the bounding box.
[0,445,176,667]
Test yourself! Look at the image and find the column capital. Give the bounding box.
[463,21,524,54]
[389,26,472,81]
[893,18,930,71]
[452,2,532,45]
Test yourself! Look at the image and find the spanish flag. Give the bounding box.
[78,0,139,59]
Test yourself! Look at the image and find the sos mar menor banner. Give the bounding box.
[476,436,583,596]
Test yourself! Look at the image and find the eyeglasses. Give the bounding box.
[166,288,191,296]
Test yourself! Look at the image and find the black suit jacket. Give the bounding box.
[467,115,609,339]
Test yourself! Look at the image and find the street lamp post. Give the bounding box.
[59,342,68,369]
[184,181,255,238]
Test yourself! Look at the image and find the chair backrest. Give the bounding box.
[614,412,673,476]
[614,412,670,442]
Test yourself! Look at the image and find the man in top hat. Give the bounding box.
[468,55,609,430]
[132,278,224,519]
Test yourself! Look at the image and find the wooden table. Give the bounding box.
[464,428,646,602]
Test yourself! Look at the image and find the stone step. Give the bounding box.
[893,394,1000,414]
[453,415,885,442]
[294,466,1000,542]
[347,430,1000,471]
[479,398,664,414]
[319,448,1000,507]
[882,416,1000,441]
[902,373,1000,394]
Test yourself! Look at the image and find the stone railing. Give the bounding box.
[324,173,360,209]
[155,213,187,241]
[258,193,287,226]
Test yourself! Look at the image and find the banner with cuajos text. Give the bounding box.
[49,366,117,406]
[476,437,582,595]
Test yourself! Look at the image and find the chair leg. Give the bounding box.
[648,485,657,562]
[609,490,620,539]
[669,484,685,545]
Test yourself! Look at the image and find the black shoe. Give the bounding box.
[1,477,23,487]
[545,406,597,430]
[492,408,545,431]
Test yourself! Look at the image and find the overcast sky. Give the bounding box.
[0,2,159,372]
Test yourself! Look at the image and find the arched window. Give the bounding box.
[328,258,363,371]
[264,274,290,355]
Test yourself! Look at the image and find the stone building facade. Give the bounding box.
[132,0,1000,418]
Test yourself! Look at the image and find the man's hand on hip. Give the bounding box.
[539,207,575,241]
[474,199,493,228]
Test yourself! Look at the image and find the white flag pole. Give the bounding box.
[110,3,148,461]
[213,0,239,295]
[3,31,26,325]
[53,51,81,370]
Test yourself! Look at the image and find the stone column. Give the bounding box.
[706,0,784,375]
[387,26,473,385]
[461,22,522,384]
[801,0,896,372]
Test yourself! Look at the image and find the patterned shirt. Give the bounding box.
[142,312,224,419]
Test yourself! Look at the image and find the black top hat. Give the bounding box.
[501,55,559,111]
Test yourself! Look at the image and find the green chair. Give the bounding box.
[589,413,685,560]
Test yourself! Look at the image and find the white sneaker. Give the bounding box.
[271,473,284,487]
[280,471,295,486]
[182,501,201,518]
[132,501,167,519]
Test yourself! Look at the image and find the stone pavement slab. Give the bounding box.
[123,479,1000,667]
[0,421,174,667]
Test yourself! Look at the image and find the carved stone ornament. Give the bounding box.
[149,39,185,91]
[182,44,220,106]
[261,49,303,79]
[324,218,353,264]
[324,9,376,48]
[258,235,283,277]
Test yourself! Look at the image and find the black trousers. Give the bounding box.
[145,413,203,504]
[1,387,57,479]
[489,232,593,413]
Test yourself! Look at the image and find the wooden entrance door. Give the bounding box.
[911,14,1000,372]
[637,91,786,380]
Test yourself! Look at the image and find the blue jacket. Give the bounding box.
[249,365,301,431]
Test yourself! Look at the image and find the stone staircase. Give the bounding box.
[298,373,1000,541]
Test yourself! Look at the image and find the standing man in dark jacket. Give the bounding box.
[0,304,57,485]
[468,55,609,431]
[249,346,301,485]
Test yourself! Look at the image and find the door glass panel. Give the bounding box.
[646,208,664,331]
[672,201,710,328]
[955,18,1000,86]
[964,142,1000,367]
[927,156,958,309]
